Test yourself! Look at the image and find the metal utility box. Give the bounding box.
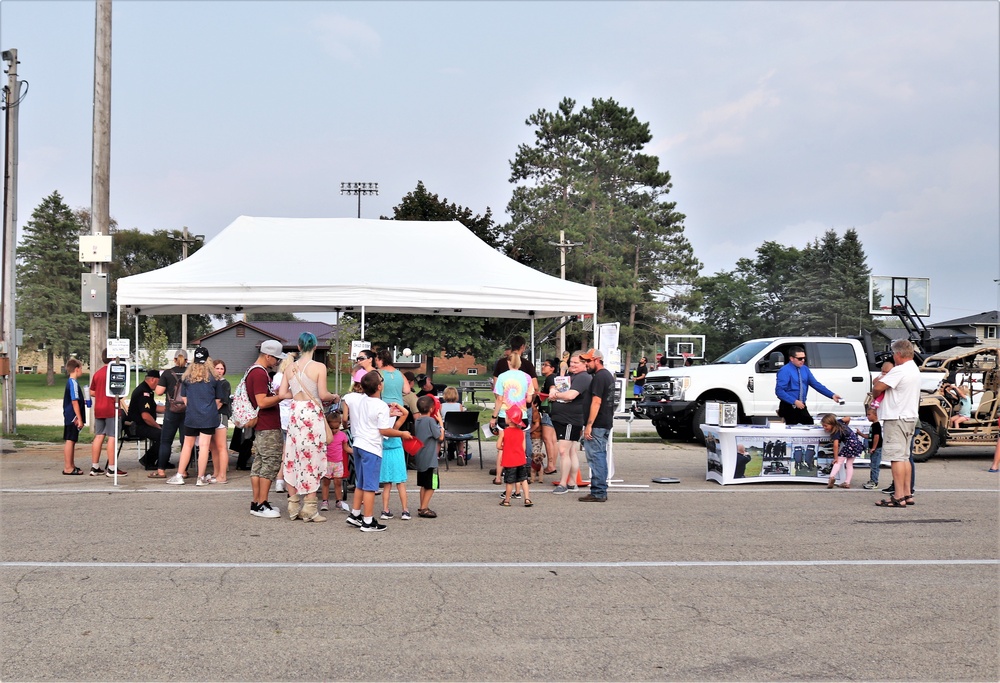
[79,235,113,262]
[81,273,108,313]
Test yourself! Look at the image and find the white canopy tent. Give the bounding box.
[116,216,597,331]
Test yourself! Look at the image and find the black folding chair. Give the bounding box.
[443,410,483,469]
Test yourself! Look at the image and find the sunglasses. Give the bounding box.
[792,356,806,361]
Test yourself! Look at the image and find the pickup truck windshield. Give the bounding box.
[713,340,771,365]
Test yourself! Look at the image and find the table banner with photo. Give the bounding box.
[704,420,875,485]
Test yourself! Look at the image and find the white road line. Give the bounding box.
[1,487,998,494]
[0,559,996,569]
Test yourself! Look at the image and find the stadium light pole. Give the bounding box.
[340,182,378,218]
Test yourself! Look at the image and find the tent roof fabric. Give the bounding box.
[116,216,597,319]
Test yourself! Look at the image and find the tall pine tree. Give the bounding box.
[16,192,90,383]
[505,97,701,367]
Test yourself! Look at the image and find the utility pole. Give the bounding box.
[340,182,378,218]
[88,0,112,373]
[169,226,202,352]
[1,48,23,435]
[548,230,582,357]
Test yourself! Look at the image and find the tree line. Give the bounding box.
[16,97,875,382]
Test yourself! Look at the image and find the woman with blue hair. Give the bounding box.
[277,332,340,522]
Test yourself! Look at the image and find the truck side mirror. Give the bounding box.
[768,351,785,370]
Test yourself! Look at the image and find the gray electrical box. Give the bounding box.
[81,273,108,313]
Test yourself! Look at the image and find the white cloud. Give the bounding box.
[310,13,381,63]
[654,71,780,157]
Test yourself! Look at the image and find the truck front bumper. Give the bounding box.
[633,399,695,422]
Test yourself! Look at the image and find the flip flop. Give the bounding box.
[214,479,229,484]
[492,478,502,485]
[543,469,558,475]
[62,467,84,475]
[147,472,167,479]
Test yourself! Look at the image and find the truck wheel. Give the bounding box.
[691,402,707,444]
[653,421,674,440]
[911,421,940,462]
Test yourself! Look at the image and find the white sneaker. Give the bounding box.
[336,500,350,512]
[275,479,286,493]
[196,475,212,487]
[165,473,185,485]
[258,501,280,518]
[320,500,329,511]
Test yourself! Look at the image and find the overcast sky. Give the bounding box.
[2,0,998,326]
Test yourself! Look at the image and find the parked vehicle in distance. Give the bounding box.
[913,345,1000,461]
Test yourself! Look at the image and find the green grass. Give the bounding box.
[11,425,96,444]
[12,373,91,401]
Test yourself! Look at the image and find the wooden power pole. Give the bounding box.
[89,0,112,369]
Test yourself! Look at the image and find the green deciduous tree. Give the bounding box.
[505,97,701,368]
[366,182,509,374]
[691,229,874,358]
[142,318,169,371]
[106,227,213,345]
[16,192,90,384]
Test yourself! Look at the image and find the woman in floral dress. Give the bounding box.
[278,333,339,522]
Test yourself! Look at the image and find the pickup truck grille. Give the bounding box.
[643,379,675,402]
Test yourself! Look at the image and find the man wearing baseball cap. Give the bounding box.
[579,348,615,502]
[247,340,289,518]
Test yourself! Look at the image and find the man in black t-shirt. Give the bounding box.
[153,350,187,475]
[128,370,162,469]
[580,348,616,502]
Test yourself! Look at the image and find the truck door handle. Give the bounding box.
[852,377,864,382]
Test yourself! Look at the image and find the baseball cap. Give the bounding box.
[259,340,286,359]
[144,369,161,379]
[174,349,187,360]
[193,346,210,364]
[579,348,604,361]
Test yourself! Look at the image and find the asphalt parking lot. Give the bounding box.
[1,438,997,682]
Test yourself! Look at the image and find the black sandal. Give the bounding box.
[62,467,84,475]
[875,496,906,508]
[902,495,915,506]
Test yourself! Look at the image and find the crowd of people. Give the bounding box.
[63,332,620,526]
[64,334,998,526]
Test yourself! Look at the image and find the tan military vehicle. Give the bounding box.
[913,345,1000,461]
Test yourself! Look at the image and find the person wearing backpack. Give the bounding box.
[246,340,291,519]
[150,350,187,478]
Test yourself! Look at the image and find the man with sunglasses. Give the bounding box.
[775,345,842,426]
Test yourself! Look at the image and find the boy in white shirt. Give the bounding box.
[344,370,411,531]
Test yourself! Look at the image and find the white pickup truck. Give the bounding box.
[634,337,880,441]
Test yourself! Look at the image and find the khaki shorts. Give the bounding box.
[881,418,916,462]
[250,429,283,480]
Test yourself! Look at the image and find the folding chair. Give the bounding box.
[443,410,483,469]
[116,418,148,462]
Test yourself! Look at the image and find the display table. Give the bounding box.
[703,421,874,485]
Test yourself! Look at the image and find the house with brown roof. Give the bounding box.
[193,321,346,371]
